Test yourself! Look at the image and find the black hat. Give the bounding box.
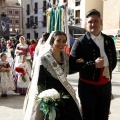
[86,9,101,18]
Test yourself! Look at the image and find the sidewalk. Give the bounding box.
[109,69,120,120]
[0,92,24,120]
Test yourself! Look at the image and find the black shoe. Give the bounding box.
[20,93,26,95]
[1,94,7,97]
[4,93,7,97]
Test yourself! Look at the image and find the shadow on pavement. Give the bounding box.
[0,94,25,109]
[113,94,120,98]
[112,82,120,87]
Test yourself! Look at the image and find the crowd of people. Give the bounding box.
[0,9,117,120]
[0,32,50,96]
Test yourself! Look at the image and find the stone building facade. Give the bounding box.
[102,0,120,35]
[0,0,23,37]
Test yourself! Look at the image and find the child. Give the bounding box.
[0,53,15,97]
[14,55,30,95]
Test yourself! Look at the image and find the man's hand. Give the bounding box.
[76,58,84,63]
[95,57,104,68]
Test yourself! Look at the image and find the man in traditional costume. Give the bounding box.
[69,9,117,120]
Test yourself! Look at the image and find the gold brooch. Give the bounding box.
[52,62,57,67]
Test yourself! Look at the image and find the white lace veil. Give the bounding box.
[37,31,55,62]
[32,38,44,69]
[32,31,55,68]
[24,31,55,120]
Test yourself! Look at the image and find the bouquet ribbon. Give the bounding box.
[40,100,56,120]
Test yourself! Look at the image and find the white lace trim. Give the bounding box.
[41,51,69,79]
[17,43,28,49]
[0,60,9,65]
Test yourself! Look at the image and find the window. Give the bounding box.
[75,10,80,17]
[27,33,30,39]
[9,11,12,14]
[43,0,47,12]
[35,16,38,25]
[35,32,38,39]
[26,4,30,15]
[27,18,30,24]
[10,20,12,24]
[75,19,80,24]
[75,1,80,6]
[15,11,19,14]
[9,28,13,32]
[34,2,38,14]
[15,20,19,24]
[26,18,30,28]
[43,15,46,27]
[30,16,34,27]
[43,0,46,6]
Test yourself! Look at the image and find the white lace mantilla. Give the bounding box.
[41,51,69,79]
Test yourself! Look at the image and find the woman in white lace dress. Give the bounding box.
[14,55,30,95]
[14,36,31,74]
[0,53,15,97]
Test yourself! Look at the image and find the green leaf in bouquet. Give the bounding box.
[60,92,70,99]
[38,85,46,93]
[37,88,70,120]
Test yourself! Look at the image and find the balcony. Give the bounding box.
[34,9,38,14]
[42,7,47,13]
[26,10,30,15]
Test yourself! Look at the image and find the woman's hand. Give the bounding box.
[0,67,7,72]
[6,68,10,71]
[20,74,24,77]
[76,58,84,63]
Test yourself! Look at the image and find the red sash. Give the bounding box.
[80,67,109,85]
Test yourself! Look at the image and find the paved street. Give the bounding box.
[0,67,120,120]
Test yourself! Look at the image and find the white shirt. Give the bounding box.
[90,33,109,66]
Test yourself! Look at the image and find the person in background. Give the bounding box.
[14,36,31,74]
[14,36,19,49]
[26,39,31,46]
[69,9,117,120]
[32,32,50,75]
[7,40,12,48]
[34,32,50,58]
[0,40,2,53]
[14,55,30,95]
[0,53,15,97]
[9,42,15,59]
[1,40,7,52]
[24,31,82,120]
[29,39,37,61]
[7,40,15,59]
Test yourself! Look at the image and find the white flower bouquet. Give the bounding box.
[37,88,69,120]
[38,88,60,103]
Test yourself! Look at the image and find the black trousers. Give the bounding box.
[78,80,111,120]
